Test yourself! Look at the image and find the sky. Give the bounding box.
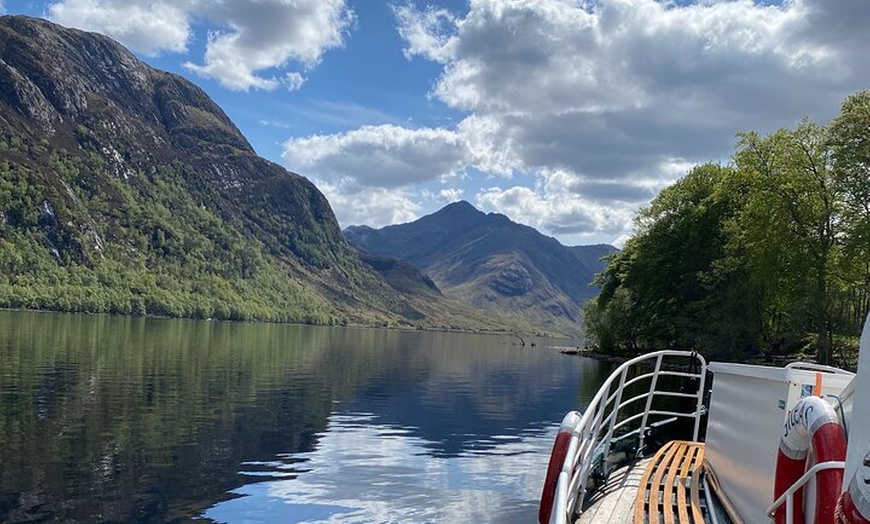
[3,0,870,247]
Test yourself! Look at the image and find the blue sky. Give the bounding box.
[3,0,870,246]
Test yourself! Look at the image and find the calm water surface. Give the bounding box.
[0,311,608,523]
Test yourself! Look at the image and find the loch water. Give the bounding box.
[0,311,608,523]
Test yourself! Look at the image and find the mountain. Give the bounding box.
[567,244,619,273]
[0,15,515,333]
[344,201,617,336]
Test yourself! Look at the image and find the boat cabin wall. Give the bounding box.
[704,362,852,524]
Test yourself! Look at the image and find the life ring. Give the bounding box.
[838,485,870,523]
[836,448,870,523]
[539,411,580,524]
[774,396,847,524]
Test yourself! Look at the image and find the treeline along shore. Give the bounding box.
[584,91,870,370]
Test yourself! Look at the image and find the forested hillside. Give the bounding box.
[0,16,517,333]
[0,150,341,323]
[585,91,870,367]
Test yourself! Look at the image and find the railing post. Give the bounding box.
[691,356,707,441]
[637,353,663,453]
[600,367,629,474]
[765,461,845,519]
[574,391,609,517]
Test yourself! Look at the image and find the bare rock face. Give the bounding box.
[0,57,59,128]
[489,262,534,297]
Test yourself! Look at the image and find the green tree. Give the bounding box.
[587,93,868,364]
[733,119,839,362]
[829,91,870,333]
[586,164,748,357]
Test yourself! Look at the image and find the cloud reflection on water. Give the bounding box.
[205,411,553,523]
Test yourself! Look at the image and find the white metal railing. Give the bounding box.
[548,350,708,524]
[764,461,845,523]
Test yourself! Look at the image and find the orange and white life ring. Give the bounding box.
[774,395,847,524]
[539,411,580,524]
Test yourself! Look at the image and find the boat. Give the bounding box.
[539,312,870,524]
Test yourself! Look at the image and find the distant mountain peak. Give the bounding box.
[343,224,375,234]
[442,200,478,212]
[344,201,618,336]
[430,200,484,221]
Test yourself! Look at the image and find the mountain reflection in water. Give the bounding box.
[0,311,607,523]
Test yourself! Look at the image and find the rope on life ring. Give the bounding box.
[774,396,847,524]
[836,448,870,523]
[539,411,580,524]
[838,484,870,524]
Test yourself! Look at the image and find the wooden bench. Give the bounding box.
[633,440,706,524]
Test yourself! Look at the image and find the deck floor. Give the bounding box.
[576,457,651,524]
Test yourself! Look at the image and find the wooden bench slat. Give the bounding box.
[663,443,687,524]
[634,440,674,524]
[689,445,705,524]
[634,440,705,524]
[675,444,696,524]
[649,442,680,524]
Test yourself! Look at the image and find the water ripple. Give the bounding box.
[204,411,555,523]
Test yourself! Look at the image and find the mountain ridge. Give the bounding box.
[344,201,618,336]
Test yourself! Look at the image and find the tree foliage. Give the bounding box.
[585,91,870,365]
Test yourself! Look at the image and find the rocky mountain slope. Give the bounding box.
[344,201,617,335]
[0,15,513,332]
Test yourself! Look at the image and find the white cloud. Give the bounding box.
[47,0,354,90]
[439,187,464,203]
[397,0,850,182]
[474,171,643,247]
[281,72,306,92]
[362,0,870,244]
[48,0,191,55]
[184,0,353,91]
[283,125,469,188]
[458,115,522,178]
[316,182,423,229]
[393,3,457,62]
[282,124,472,228]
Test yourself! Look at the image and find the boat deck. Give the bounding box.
[577,441,708,524]
[576,457,650,524]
